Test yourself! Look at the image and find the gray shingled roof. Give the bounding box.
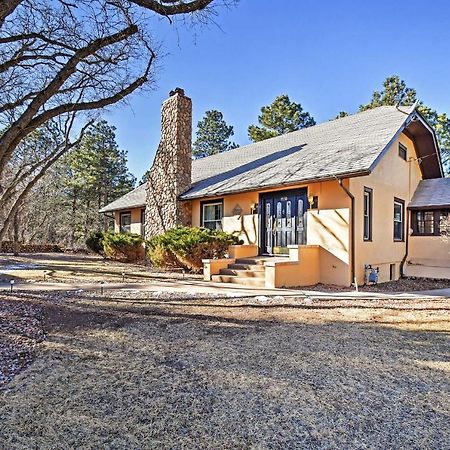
[100,105,416,212]
[181,105,414,199]
[99,183,146,213]
[408,178,450,209]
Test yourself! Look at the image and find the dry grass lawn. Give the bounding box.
[0,253,199,284]
[0,291,449,449]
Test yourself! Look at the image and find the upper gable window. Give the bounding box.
[398,143,407,161]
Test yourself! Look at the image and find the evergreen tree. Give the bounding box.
[64,120,136,241]
[248,94,315,142]
[335,111,349,119]
[193,110,238,159]
[360,75,449,172]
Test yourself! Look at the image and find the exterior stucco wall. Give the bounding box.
[114,208,144,235]
[350,133,423,284]
[191,192,259,244]
[408,236,450,263]
[191,180,352,286]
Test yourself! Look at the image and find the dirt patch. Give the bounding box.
[0,294,45,390]
[0,252,200,284]
[360,277,450,292]
[0,291,449,449]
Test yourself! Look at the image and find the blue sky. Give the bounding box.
[105,0,450,180]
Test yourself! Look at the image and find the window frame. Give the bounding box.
[119,211,132,233]
[200,199,224,230]
[411,209,450,236]
[363,187,373,241]
[398,142,407,161]
[393,198,405,242]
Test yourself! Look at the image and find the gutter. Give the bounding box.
[181,169,371,201]
[336,177,355,286]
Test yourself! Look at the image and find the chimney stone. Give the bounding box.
[145,89,192,238]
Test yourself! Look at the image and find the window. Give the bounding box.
[412,209,450,236]
[393,199,405,241]
[440,210,450,234]
[415,210,435,235]
[399,143,407,161]
[120,211,131,233]
[201,201,223,230]
[363,187,372,241]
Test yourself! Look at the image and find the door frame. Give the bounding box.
[258,187,308,255]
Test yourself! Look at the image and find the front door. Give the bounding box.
[261,189,308,255]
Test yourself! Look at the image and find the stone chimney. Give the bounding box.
[145,88,192,238]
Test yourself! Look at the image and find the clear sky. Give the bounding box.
[104,0,450,181]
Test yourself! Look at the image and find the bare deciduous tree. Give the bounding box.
[0,0,229,241]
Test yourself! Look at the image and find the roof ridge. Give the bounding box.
[192,105,405,166]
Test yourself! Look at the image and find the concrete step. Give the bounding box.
[219,268,265,278]
[235,258,269,266]
[211,275,266,287]
[228,263,265,271]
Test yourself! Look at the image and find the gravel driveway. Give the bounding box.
[0,291,449,449]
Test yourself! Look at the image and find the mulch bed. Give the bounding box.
[0,294,45,390]
[304,277,450,293]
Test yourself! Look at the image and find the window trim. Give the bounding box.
[140,208,146,237]
[119,211,132,233]
[393,198,405,242]
[411,208,450,236]
[363,187,373,241]
[200,199,224,230]
[398,142,407,161]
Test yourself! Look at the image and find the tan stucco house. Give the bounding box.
[100,89,450,288]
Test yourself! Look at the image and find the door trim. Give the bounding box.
[258,187,308,255]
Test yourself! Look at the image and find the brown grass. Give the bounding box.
[0,291,449,449]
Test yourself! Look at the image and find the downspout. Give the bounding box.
[337,178,355,286]
[401,156,413,277]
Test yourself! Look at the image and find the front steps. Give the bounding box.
[211,257,270,287]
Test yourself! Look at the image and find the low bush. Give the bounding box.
[103,232,144,262]
[85,231,105,255]
[147,226,241,272]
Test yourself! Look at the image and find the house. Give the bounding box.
[99,89,450,288]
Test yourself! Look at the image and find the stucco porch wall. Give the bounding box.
[405,235,450,279]
[191,180,352,286]
[350,133,423,285]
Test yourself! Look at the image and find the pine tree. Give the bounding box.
[64,120,136,240]
[360,75,449,171]
[248,95,315,143]
[193,110,238,159]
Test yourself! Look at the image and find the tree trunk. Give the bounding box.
[13,208,20,255]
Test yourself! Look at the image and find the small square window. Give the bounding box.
[399,143,407,161]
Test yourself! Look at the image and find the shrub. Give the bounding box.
[85,231,105,255]
[147,226,241,272]
[103,232,144,262]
